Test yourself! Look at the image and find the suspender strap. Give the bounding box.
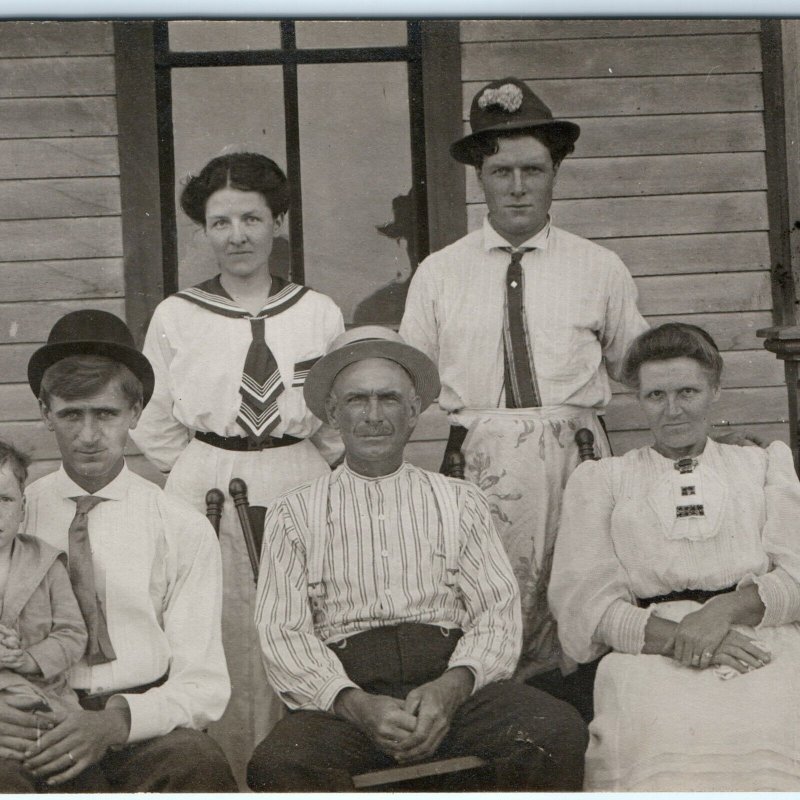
[425,472,463,591]
[305,471,332,601]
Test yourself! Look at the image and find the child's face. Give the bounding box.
[0,464,24,551]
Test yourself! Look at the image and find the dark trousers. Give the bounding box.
[247,623,588,791]
[527,658,602,724]
[0,728,237,792]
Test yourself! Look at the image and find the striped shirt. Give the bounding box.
[255,461,522,712]
[400,217,648,413]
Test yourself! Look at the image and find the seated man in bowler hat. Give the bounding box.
[247,326,587,791]
[400,76,649,709]
[0,310,236,792]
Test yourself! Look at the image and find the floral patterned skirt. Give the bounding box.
[453,406,610,679]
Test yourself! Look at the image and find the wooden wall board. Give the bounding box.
[468,192,769,238]
[0,22,113,58]
[0,218,122,262]
[645,311,772,351]
[0,259,124,302]
[0,177,121,220]
[460,20,761,42]
[602,232,770,277]
[605,386,789,430]
[466,153,766,203]
[0,138,119,180]
[0,57,115,99]
[635,272,772,315]
[0,385,38,422]
[462,74,763,118]
[0,97,117,139]
[462,34,762,81]
[0,344,38,385]
[608,422,790,453]
[0,299,125,345]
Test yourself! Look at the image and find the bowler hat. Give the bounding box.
[28,310,155,405]
[450,76,580,166]
[304,326,440,422]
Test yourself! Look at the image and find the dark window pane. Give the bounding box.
[168,21,281,52]
[298,62,414,324]
[295,20,407,49]
[170,66,287,289]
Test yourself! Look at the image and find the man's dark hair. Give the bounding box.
[180,152,289,226]
[463,128,576,170]
[39,355,143,409]
[0,439,29,493]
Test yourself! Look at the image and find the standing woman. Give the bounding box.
[131,152,344,786]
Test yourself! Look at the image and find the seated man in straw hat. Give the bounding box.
[247,326,587,791]
[0,310,236,792]
[400,77,649,705]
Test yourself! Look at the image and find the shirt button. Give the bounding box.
[381,550,389,557]
[377,514,385,521]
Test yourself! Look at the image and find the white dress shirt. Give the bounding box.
[255,462,522,712]
[24,464,230,743]
[400,217,648,413]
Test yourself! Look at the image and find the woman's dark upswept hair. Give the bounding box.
[180,152,289,226]
[620,322,723,390]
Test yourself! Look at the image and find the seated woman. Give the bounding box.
[549,322,800,791]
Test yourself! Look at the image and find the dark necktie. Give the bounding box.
[501,248,540,408]
[236,317,283,445]
[68,495,116,665]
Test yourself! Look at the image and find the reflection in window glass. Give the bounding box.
[298,62,414,324]
[295,20,407,49]
[171,66,287,289]
[168,21,282,52]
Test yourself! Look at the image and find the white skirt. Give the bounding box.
[166,436,330,789]
[587,600,800,790]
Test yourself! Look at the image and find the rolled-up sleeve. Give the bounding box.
[550,460,645,662]
[448,485,522,689]
[114,519,230,743]
[254,499,357,712]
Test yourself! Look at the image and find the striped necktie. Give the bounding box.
[501,248,540,408]
[236,316,282,445]
[68,495,116,665]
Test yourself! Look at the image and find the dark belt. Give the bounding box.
[75,672,168,711]
[195,430,303,452]
[636,585,736,609]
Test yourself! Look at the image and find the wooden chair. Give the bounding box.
[576,427,599,462]
[205,453,493,791]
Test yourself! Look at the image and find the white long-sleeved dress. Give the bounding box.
[130,275,344,787]
[550,439,800,790]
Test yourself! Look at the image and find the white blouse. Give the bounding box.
[131,278,345,472]
[549,439,800,663]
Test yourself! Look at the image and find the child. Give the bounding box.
[0,439,87,715]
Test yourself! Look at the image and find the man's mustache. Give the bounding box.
[355,423,394,436]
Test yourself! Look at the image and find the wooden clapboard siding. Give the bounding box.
[467,153,767,202]
[0,98,117,139]
[460,19,761,41]
[0,21,125,479]
[0,22,113,58]
[436,18,789,465]
[463,74,764,118]
[0,138,119,179]
[0,57,115,99]
[0,178,121,220]
[1,259,124,302]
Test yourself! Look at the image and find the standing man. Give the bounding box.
[400,77,648,697]
[247,326,587,791]
[0,310,236,792]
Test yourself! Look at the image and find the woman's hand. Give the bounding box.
[672,601,733,669]
[711,630,771,674]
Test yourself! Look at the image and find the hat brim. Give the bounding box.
[304,340,440,422]
[28,340,155,407]
[450,118,581,165]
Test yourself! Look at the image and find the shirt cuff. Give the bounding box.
[292,674,359,714]
[114,691,170,743]
[446,659,484,693]
[596,599,654,654]
[739,569,800,628]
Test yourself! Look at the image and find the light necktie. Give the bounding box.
[68,495,116,665]
[236,316,283,445]
[501,248,540,408]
